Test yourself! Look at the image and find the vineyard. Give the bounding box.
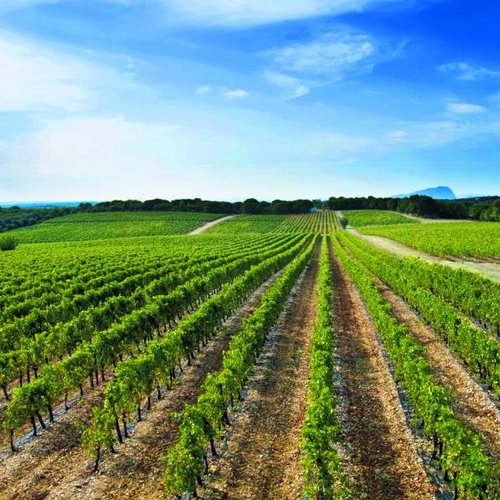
[0,210,498,499]
[341,209,419,227]
[9,211,223,243]
[360,220,500,259]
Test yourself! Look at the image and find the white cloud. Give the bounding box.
[388,130,408,140]
[0,31,134,112]
[390,120,480,147]
[263,29,397,95]
[439,62,500,81]
[223,88,249,99]
[267,31,375,78]
[446,102,487,114]
[0,0,60,10]
[195,85,213,95]
[27,116,180,177]
[0,0,408,27]
[263,71,311,99]
[166,0,406,27]
[2,114,236,199]
[302,132,376,157]
[194,85,249,99]
[0,34,89,111]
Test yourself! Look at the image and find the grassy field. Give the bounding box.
[342,209,419,227]
[361,221,500,259]
[7,211,221,243]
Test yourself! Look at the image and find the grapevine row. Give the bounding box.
[162,237,317,497]
[338,233,500,394]
[2,235,304,448]
[341,232,499,335]
[81,234,312,472]
[0,235,291,396]
[301,236,348,498]
[332,236,496,498]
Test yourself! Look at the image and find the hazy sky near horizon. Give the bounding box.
[0,0,499,201]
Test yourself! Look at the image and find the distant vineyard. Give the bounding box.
[205,215,289,234]
[207,210,339,234]
[342,209,419,227]
[8,211,221,243]
[361,221,500,258]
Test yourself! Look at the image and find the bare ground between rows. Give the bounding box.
[0,371,110,500]
[200,243,320,500]
[0,274,281,500]
[377,282,500,462]
[56,272,282,499]
[346,228,500,282]
[331,249,435,499]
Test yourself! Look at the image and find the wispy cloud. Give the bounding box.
[446,102,487,114]
[263,28,398,97]
[300,132,378,162]
[267,31,376,78]
[166,0,408,27]
[263,71,311,99]
[388,129,408,141]
[0,30,135,113]
[439,62,500,81]
[384,117,500,148]
[1,0,409,27]
[195,85,214,95]
[0,0,60,11]
[223,89,249,99]
[0,33,91,112]
[194,85,249,99]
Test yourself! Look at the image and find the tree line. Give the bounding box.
[81,195,499,220]
[0,207,77,234]
[326,195,500,221]
[79,198,319,215]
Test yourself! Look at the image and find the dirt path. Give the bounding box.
[202,243,320,499]
[0,275,279,500]
[189,215,236,235]
[378,283,500,461]
[331,250,435,499]
[347,228,500,283]
[399,212,467,224]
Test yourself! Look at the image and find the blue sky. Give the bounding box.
[0,0,499,201]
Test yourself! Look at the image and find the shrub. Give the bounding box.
[0,235,18,251]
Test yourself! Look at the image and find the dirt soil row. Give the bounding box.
[200,243,320,499]
[330,249,435,499]
[378,282,500,463]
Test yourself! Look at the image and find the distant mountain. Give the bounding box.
[393,186,456,200]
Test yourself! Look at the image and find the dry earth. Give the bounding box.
[201,243,320,499]
[331,248,435,499]
[378,283,500,463]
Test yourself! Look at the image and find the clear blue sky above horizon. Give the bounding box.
[0,0,499,201]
